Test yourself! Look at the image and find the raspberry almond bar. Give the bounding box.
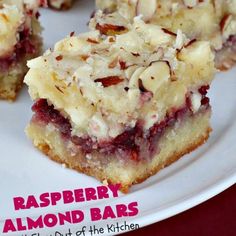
[25,14,215,192]
[0,0,43,101]
[97,0,236,70]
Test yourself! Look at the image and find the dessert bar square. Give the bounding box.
[0,0,43,101]
[25,12,215,192]
[97,0,236,70]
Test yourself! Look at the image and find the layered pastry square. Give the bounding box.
[96,0,236,70]
[48,0,73,10]
[0,0,43,101]
[25,13,215,192]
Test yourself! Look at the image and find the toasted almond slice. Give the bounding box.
[95,23,127,36]
[178,41,214,68]
[139,61,170,94]
[94,76,124,87]
[183,0,198,8]
[136,0,157,21]
[220,14,232,32]
[129,66,146,88]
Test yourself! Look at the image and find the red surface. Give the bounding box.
[124,184,236,236]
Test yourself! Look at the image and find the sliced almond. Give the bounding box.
[220,15,232,32]
[183,0,198,8]
[94,76,124,87]
[125,65,139,79]
[178,41,214,67]
[95,23,127,36]
[220,15,236,40]
[136,0,157,21]
[139,61,170,94]
[129,67,146,88]
[175,30,186,49]
[162,28,177,37]
[89,114,108,139]
[190,92,202,113]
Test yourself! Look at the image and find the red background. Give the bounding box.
[124,184,236,236]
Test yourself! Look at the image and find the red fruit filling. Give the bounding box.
[32,99,71,139]
[32,86,210,161]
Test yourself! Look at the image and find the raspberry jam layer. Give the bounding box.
[32,86,210,161]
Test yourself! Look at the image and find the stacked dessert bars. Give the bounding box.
[97,0,236,70]
[0,0,43,101]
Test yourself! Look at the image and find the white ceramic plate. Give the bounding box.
[0,2,236,235]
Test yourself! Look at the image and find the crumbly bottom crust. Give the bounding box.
[0,35,42,101]
[26,110,211,193]
[0,72,24,101]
